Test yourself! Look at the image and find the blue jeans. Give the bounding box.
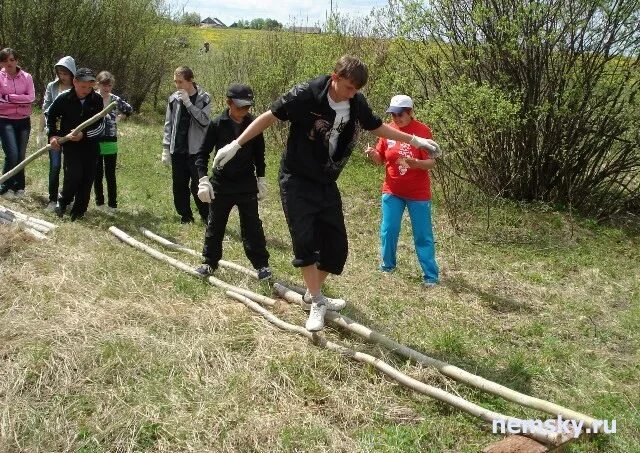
[380,193,439,283]
[48,149,62,202]
[0,117,31,192]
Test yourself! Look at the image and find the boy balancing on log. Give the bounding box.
[212,56,440,331]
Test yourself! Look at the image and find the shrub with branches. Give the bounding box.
[378,0,640,219]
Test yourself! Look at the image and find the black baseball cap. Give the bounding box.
[226,83,254,107]
[75,68,96,82]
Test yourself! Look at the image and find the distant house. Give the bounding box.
[201,17,227,28]
[288,26,322,34]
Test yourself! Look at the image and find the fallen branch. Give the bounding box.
[0,101,117,185]
[108,226,569,446]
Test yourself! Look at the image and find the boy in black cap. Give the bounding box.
[47,68,105,220]
[193,83,271,280]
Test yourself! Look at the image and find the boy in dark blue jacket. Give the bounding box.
[47,68,105,220]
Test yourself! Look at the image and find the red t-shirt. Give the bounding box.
[376,119,433,201]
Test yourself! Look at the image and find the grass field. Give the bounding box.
[1,30,639,450]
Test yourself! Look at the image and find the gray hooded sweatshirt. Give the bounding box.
[42,56,77,116]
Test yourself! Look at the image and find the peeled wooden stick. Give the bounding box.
[226,290,568,446]
[273,283,598,431]
[138,226,597,429]
[109,226,569,446]
[0,101,117,185]
[112,227,274,306]
[0,205,56,230]
[0,211,50,233]
[140,227,307,293]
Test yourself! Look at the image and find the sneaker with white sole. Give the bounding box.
[45,201,57,211]
[14,189,25,198]
[305,298,327,331]
[301,291,346,312]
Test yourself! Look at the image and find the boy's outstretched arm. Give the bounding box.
[372,123,440,157]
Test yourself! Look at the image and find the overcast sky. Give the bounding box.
[172,0,389,27]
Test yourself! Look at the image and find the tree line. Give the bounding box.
[0,0,177,110]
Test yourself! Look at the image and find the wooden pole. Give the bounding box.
[0,101,117,185]
[273,283,598,431]
[138,227,597,430]
[108,226,570,446]
[0,205,56,230]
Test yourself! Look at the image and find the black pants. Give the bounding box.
[59,146,99,218]
[94,153,117,208]
[279,173,348,275]
[202,192,269,270]
[171,153,208,222]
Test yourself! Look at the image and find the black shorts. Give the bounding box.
[279,173,348,275]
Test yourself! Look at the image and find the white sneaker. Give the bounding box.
[14,189,25,198]
[45,201,57,211]
[305,300,327,331]
[302,291,346,312]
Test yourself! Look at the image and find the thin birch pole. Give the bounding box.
[0,205,56,230]
[0,211,50,233]
[139,227,597,430]
[274,283,598,431]
[226,291,571,446]
[108,226,568,446]
[0,101,117,185]
[139,227,307,292]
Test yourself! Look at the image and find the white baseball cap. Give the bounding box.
[386,95,413,113]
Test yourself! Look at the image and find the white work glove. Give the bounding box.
[197,176,215,203]
[410,135,442,158]
[161,148,171,166]
[257,177,267,200]
[212,140,241,170]
[178,89,192,107]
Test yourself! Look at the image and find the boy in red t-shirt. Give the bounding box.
[365,95,440,286]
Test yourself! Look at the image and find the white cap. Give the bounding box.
[386,95,413,113]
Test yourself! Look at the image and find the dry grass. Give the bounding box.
[0,111,638,452]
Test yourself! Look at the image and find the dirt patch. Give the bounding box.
[0,224,35,260]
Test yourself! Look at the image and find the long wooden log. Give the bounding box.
[140,227,307,293]
[273,283,598,431]
[0,101,117,185]
[226,290,568,446]
[139,227,597,429]
[108,226,568,446]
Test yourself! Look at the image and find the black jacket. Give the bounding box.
[46,88,104,153]
[194,108,265,194]
[270,75,382,184]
